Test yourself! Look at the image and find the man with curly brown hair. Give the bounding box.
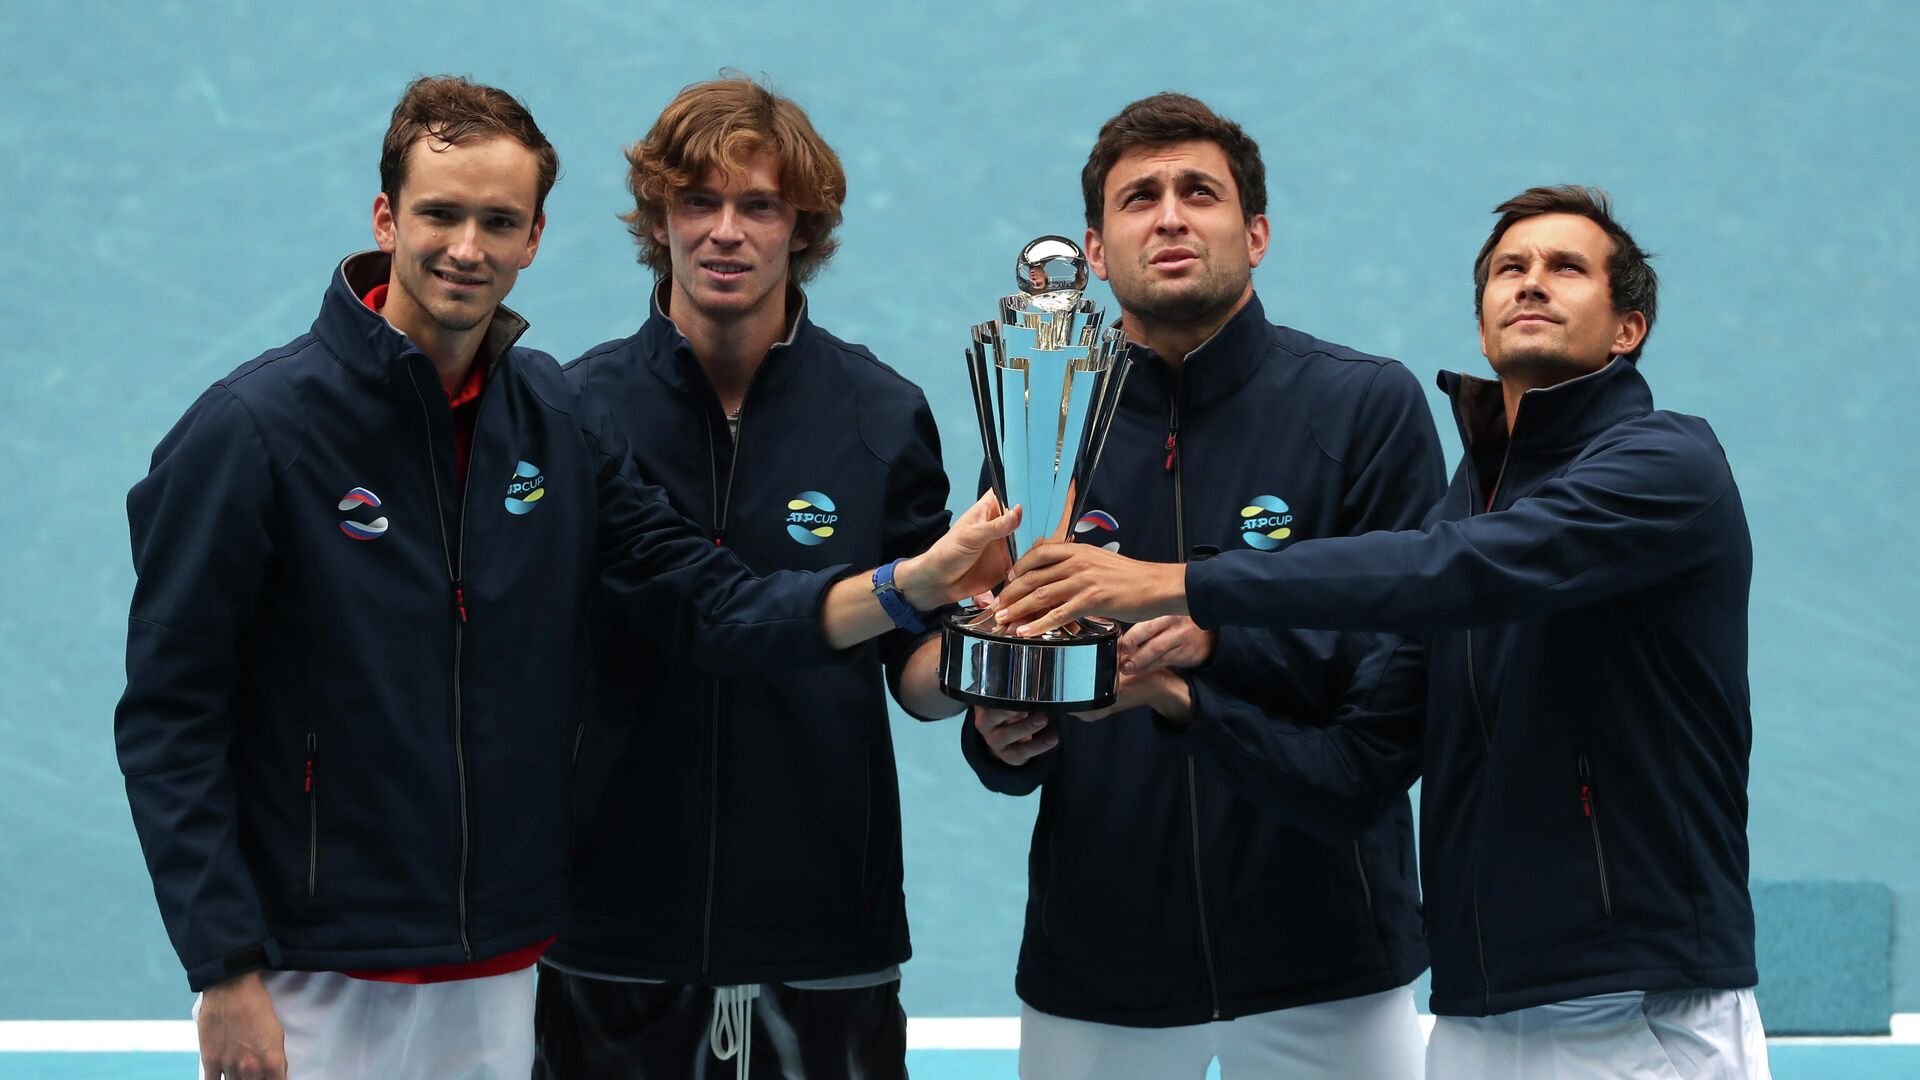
[535,76,963,1079]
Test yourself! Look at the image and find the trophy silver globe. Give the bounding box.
[938,236,1132,711]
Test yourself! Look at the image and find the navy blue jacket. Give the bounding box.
[116,254,842,991]
[1187,358,1756,1016]
[550,291,951,984]
[963,296,1442,1026]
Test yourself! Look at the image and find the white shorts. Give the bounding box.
[1426,987,1771,1080]
[191,966,535,1080]
[1019,982,1425,1080]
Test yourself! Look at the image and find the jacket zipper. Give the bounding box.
[1579,754,1614,917]
[1040,815,1059,937]
[1459,430,1511,1011]
[698,370,759,977]
[305,733,318,899]
[408,361,479,961]
[859,742,873,904]
[1460,439,1511,752]
[1352,840,1374,910]
[1166,377,1222,1020]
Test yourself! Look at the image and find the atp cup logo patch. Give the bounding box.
[504,461,546,515]
[1238,495,1294,550]
[1072,509,1121,552]
[337,487,388,541]
[786,490,838,546]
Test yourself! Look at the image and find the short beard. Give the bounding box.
[1493,344,1600,385]
[1115,268,1245,329]
[426,301,489,334]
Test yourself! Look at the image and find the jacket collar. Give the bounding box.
[311,252,529,387]
[635,280,814,398]
[1119,291,1268,409]
[1439,356,1655,457]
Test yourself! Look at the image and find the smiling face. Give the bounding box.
[1478,212,1645,383]
[372,135,544,344]
[654,148,805,327]
[1085,140,1268,330]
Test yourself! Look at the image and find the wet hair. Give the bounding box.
[379,76,559,218]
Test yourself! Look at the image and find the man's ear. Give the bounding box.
[1244,214,1270,270]
[373,192,398,254]
[520,212,545,270]
[1085,226,1109,282]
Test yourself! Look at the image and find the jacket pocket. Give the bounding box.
[1578,754,1612,918]
[1352,840,1375,911]
[304,733,319,899]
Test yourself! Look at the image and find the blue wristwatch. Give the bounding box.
[870,558,929,634]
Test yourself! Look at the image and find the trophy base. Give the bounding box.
[938,609,1117,712]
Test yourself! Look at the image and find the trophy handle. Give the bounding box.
[966,321,1021,571]
[1064,330,1132,532]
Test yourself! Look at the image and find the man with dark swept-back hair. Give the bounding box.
[1472,185,1659,363]
[535,74,968,1079]
[116,72,1016,1080]
[966,90,1442,1078]
[994,186,1769,1077]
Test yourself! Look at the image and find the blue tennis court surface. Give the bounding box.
[3,0,1917,1067]
[5,1047,1920,1079]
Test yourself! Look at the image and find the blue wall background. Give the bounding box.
[2,1,1915,1021]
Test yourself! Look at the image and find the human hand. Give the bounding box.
[1119,616,1216,675]
[197,970,286,1080]
[973,706,1057,766]
[895,494,1021,611]
[992,539,1186,635]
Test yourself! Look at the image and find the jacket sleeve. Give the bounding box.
[115,386,284,991]
[584,396,851,672]
[1173,633,1424,840]
[1189,419,1737,635]
[1205,358,1445,696]
[873,388,954,720]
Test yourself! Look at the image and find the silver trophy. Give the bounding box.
[938,236,1132,711]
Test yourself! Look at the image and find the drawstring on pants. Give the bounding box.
[709,983,760,1078]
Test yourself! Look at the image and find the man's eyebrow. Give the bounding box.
[1173,167,1228,188]
[409,197,527,217]
[1492,246,1593,266]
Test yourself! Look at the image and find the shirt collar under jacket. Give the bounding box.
[1440,355,1656,459]
[634,279,815,399]
[310,251,530,390]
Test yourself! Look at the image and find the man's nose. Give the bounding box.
[712,203,746,244]
[1517,262,1549,301]
[1153,193,1188,234]
[447,220,484,264]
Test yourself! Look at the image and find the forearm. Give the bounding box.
[821,550,957,651]
[892,635,964,720]
[822,572,897,650]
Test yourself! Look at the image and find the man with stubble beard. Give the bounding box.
[965,93,1442,1079]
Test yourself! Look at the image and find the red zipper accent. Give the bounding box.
[1580,784,1594,817]
[304,757,314,794]
[1164,432,1178,472]
[713,532,726,548]
[454,586,468,623]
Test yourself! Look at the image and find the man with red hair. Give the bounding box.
[535,76,964,1079]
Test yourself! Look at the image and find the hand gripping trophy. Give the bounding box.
[938,236,1132,710]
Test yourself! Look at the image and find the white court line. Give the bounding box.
[2,1015,1917,1052]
